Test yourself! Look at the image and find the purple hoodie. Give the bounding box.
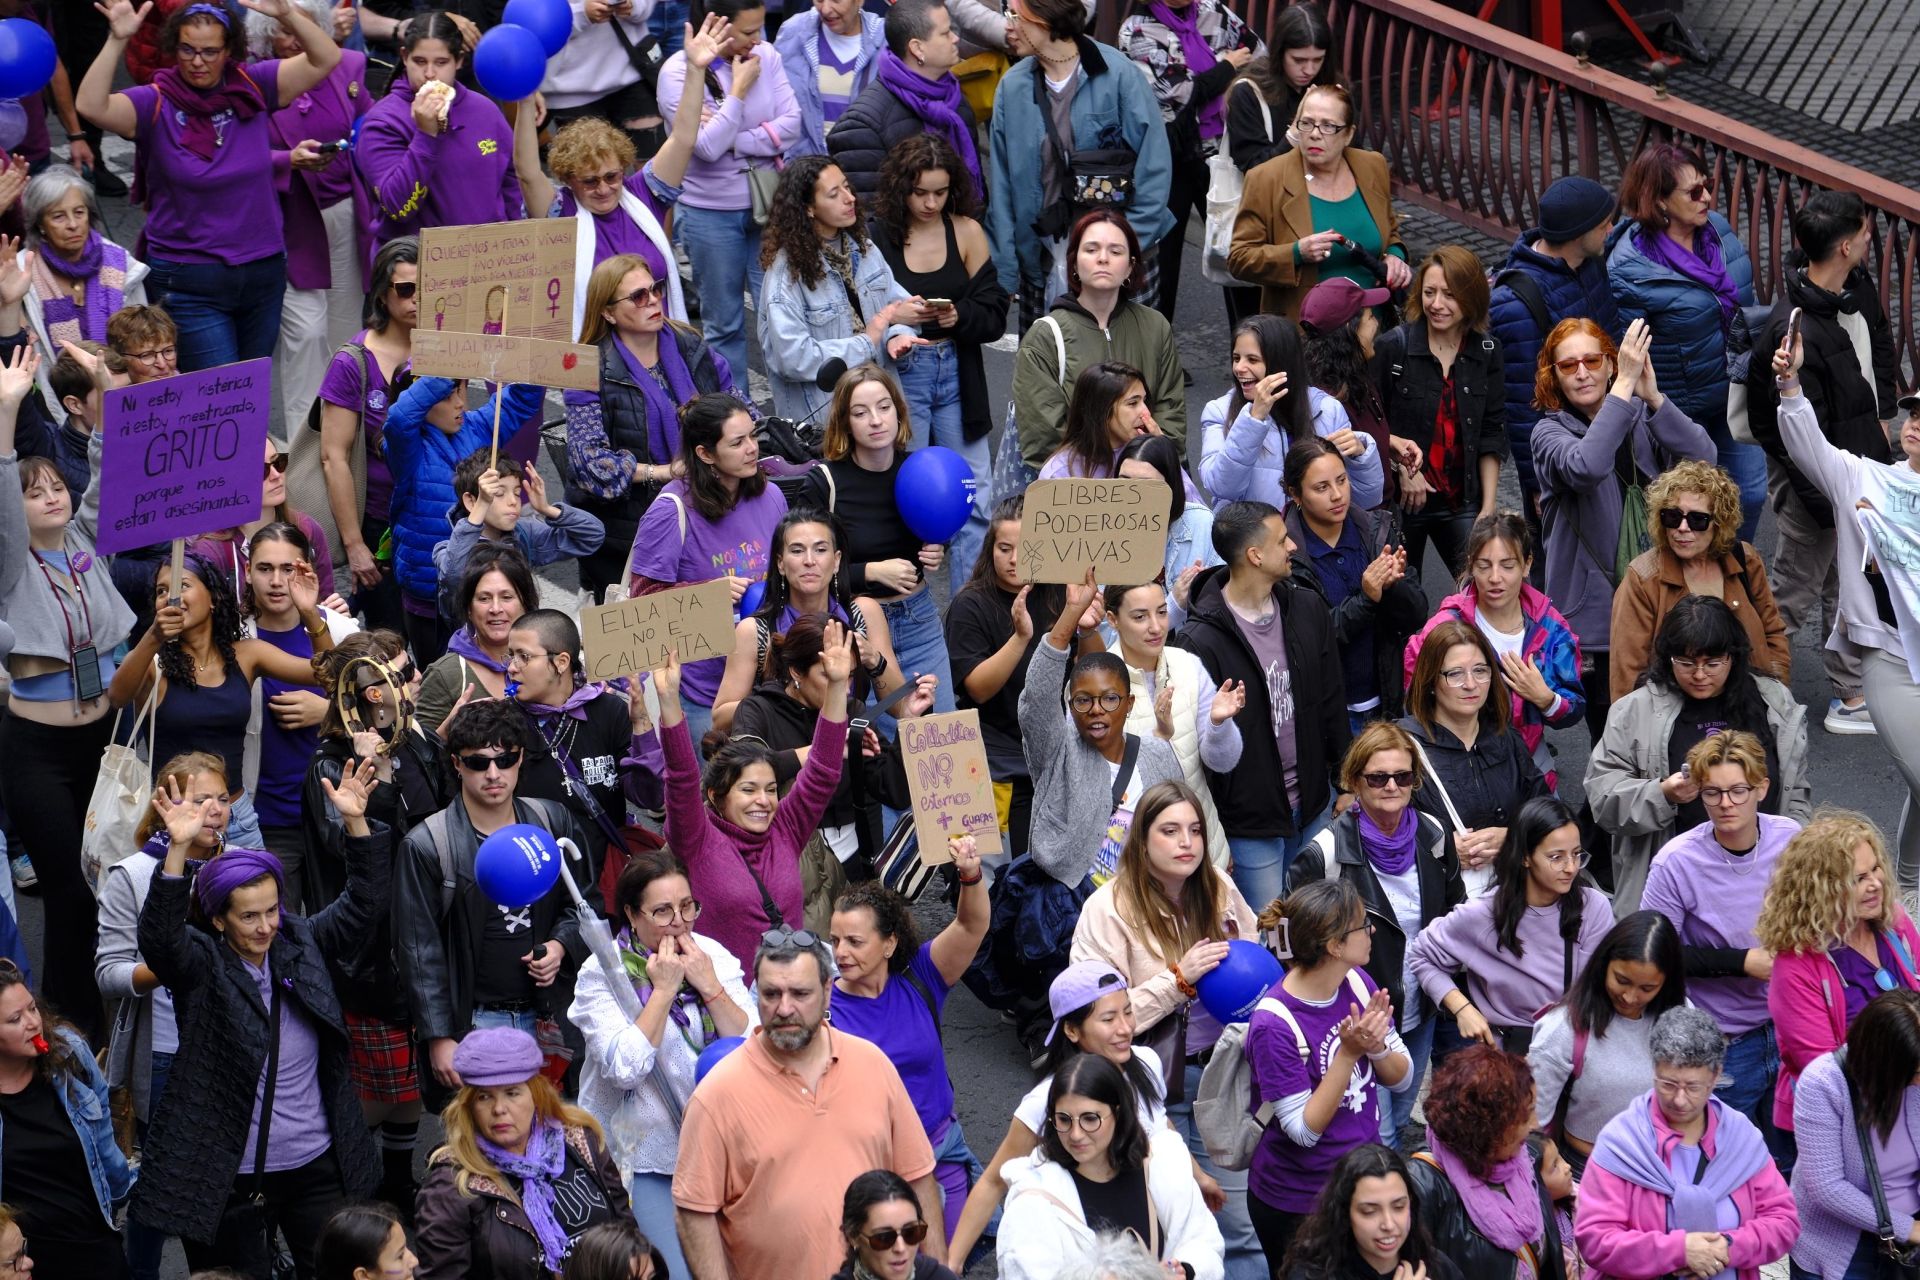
[355,77,524,244]
[1641,813,1802,1037]
[1408,885,1615,1030]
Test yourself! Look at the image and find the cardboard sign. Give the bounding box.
[420,219,579,341]
[578,579,737,681]
[95,359,272,555]
[1017,476,1173,586]
[900,710,1002,863]
[411,329,600,391]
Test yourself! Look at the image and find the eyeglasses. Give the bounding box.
[1653,1075,1712,1100]
[861,1222,930,1250]
[126,345,176,367]
[1670,655,1732,675]
[579,168,627,191]
[264,453,288,478]
[506,648,551,667]
[644,898,703,925]
[177,43,226,63]
[1440,664,1493,689]
[1659,508,1713,531]
[1361,770,1416,790]
[455,748,523,772]
[1553,352,1609,373]
[0,1236,26,1273]
[1681,182,1712,202]
[762,926,823,950]
[1051,1109,1107,1134]
[1069,691,1126,713]
[618,281,670,307]
[1342,921,1376,938]
[1700,784,1757,804]
[1295,118,1350,136]
[391,281,419,299]
[1538,849,1592,870]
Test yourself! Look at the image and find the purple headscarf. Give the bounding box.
[195,847,286,917]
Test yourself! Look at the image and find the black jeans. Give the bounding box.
[1155,146,1210,324]
[1247,1196,1305,1278]
[403,608,453,669]
[1401,504,1478,583]
[183,1149,349,1280]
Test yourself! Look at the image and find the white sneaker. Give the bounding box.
[1825,698,1877,735]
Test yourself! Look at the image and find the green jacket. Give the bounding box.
[1011,296,1188,470]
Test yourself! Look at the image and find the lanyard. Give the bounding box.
[32,546,95,654]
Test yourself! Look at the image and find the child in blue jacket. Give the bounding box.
[432,447,606,628]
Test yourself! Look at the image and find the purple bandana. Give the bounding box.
[195,847,285,918]
[1358,805,1417,876]
[615,330,697,467]
[475,1115,572,1271]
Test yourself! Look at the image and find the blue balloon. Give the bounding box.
[896,446,975,544]
[472,24,550,103]
[737,578,766,619]
[474,822,563,908]
[0,20,55,101]
[695,1035,745,1083]
[1196,939,1283,1023]
[502,0,572,57]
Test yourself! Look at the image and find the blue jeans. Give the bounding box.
[1228,805,1333,911]
[675,205,764,389]
[647,0,688,53]
[145,253,288,372]
[1710,420,1768,545]
[470,1006,540,1034]
[127,1050,177,1280]
[1170,1059,1268,1280]
[895,341,989,594]
[1379,1017,1435,1149]
[630,1171,691,1280]
[226,792,264,856]
[879,589,958,716]
[1790,1232,1877,1280]
[1717,1021,1796,1177]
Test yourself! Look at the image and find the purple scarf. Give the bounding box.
[524,680,613,722]
[447,626,510,674]
[151,63,268,162]
[475,1115,573,1272]
[1358,806,1417,876]
[1638,221,1740,335]
[1150,1,1226,140]
[615,332,696,467]
[33,231,130,347]
[1428,1133,1544,1253]
[1588,1093,1769,1253]
[873,50,984,191]
[195,847,286,917]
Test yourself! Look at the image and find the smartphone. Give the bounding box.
[1786,306,1803,350]
[71,643,103,703]
[317,139,348,155]
[921,298,953,310]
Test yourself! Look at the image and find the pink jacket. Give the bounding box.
[1575,1096,1799,1280]
[1768,910,1920,1131]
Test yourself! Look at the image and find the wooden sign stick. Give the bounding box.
[168,537,185,603]
[487,345,505,473]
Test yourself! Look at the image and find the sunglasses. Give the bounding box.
[391,281,418,299]
[264,453,288,478]
[1361,770,1415,790]
[861,1222,929,1250]
[1682,181,1712,202]
[1553,352,1608,374]
[1658,507,1713,531]
[579,168,626,191]
[456,748,523,772]
[618,281,670,307]
[762,926,822,949]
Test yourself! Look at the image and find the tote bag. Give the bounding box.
[1201,80,1269,287]
[82,663,159,897]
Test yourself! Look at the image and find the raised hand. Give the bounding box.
[0,343,39,406]
[236,0,294,19]
[651,648,683,702]
[819,618,856,685]
[96,0,153,42]
[522,461,555,516]
[319,755,380,821]
[1172,561,1202,610]
[153,775,217,848]
[0,234,34,308]
[1060,567,1098,632]
[1010,584,1034,641]
[1612,318,1652,394]
[685,16,734,71]
[289,561,321,616]
[1209,678,1246,725]
[627,676,654,734]
[435,679,481,741]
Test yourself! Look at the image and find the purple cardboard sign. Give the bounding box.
[94,359,272,556]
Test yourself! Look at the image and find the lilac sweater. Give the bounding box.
[655,43,801,210]
[1408,885,1614,1029]
[1790,1051,1920,1276]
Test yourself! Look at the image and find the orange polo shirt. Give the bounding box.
[672,1025,937,1280]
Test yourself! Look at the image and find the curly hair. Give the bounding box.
[1302,307,1375,409]
[760,155,868,288]
[1685,728,1770,788]
[832,881,920,976]
[1645,459,1742,561]
[872,134,981,239]
[1755,809,1901,954]
[1422,1045,1536,1177]
[1532,317,1616,414]
[548,116,637,185]
[161,1,247,62]
[156,555,244,688]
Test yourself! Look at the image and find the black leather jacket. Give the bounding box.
[1407,1152,1567,1280]
[1370,321,1510,512]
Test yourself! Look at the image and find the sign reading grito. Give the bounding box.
[578,579,738,681]
[900,710,1002,863]
[94,358,271,556]
[1017,476,1174,586]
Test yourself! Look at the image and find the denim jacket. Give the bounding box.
[757,236,914,420]
[0,1027,137,1225]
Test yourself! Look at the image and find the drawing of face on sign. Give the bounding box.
[483,285,508,335]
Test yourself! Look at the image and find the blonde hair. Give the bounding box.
[136,752,230,843]
[577,253,699,350]
[1646,460,1742,561]
[433,1074,603,1200]
[1684,729,1769,788]
[547,116,636,185]
[1755,810,1901,953]
[821,363,913,463]
[1114,780,1233,966]
[1339,720,1423,795]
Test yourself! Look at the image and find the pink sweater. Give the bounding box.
[1769,910,1920,1131]
[1575,1096,1800,1280]
[661,713,847,966]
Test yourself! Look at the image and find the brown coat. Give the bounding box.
[1608,544,1792,702]
[1227,146,1403,320]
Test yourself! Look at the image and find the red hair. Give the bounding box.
[1422,1045,1535,1176]
[1532,317,1617,413]
[1619,141,1711,232]
[1065,210,1147,297]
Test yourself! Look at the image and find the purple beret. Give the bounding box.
[453,1026,545,1087]
[195,847,286,918]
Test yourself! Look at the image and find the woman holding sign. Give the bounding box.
[79,0,344,372]
[0,341,131,1040]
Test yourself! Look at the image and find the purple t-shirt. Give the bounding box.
[627,478,787,705]
[253,622,323,828]
[1833,932,1903,1024]
[824,943,954,1137]
[1247,970,1384,1212]
[550,164,680,284]
[317,332,400,522]
[240,953,331,1172]
[125,61,284,265]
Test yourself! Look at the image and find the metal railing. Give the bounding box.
[1217,0,1920,385]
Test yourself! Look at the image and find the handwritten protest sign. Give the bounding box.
[578,580,737,680]
[95,359,271,556]
[900,710,1001,863]
[1017,476,1173,585]
[412,330,599,391]
[420,220,579,340]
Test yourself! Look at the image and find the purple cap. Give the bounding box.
[1300,276,1391,332]
[1045,961,1130,1044]
[452,1027,544,1087]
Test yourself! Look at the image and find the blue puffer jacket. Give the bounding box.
[1605,212,1754,436]
[383,377,547,603]
[1487,232,1621,500]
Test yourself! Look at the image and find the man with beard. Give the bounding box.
[672,928,943,1280]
